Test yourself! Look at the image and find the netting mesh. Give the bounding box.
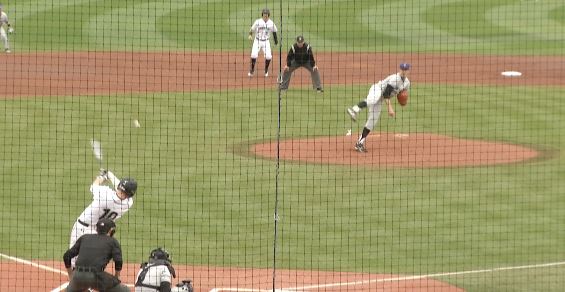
[0,0,564,291]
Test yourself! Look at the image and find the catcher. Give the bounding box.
[135,247,194,292]
[347,63,411,153]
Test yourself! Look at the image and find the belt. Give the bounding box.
[78,219,90,227]
[256,38,268,41]
[75,266,100,272]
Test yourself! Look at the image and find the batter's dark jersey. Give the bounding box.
[64,234,123,272]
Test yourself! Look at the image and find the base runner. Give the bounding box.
[247,8,278,77]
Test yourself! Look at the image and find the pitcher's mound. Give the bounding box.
[252,133,539,168]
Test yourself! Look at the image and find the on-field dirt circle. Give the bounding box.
[1,51,560,291]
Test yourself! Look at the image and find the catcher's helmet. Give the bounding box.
[117,177,137,197]
[96,218,116,234]
[262,8,270,16]
[150,247,171,262]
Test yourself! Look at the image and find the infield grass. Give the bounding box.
[1,0,565,291]
[1,84,565,291]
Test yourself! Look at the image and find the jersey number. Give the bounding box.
[99,208,118,220]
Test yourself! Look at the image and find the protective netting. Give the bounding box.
[0,0,564,291]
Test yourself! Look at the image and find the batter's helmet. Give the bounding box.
[117,177,137,197]
[96,218,116,235]
[262,8,270,16]
[150,247,171,262]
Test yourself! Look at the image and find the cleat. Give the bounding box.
[316,88,324,93]
[265,71,269,77]
[5,49,11,53]
[354,142,367,153]
[347,107,357,121]
[248,70,254,77]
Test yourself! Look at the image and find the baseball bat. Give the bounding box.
[90,139,104,170]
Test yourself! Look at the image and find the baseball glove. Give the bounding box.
[397,90,409,106]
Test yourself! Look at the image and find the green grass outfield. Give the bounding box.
[9,0,565,54]
[1,0,565,290]
[1,85,565,290]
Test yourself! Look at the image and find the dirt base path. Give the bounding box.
[0,260,463,292]
[1,52,563,97]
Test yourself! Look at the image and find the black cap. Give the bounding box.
[96,218,116,234]
[296,35,305,43]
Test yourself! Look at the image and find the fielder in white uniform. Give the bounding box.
[0,4,14,53]
[347,63,411,153]
[135,248,193,292]
[248,8,278,77]
[69,169,137,266]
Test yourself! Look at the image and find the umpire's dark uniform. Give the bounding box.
[63,218,129,292]
[279,35,323,92]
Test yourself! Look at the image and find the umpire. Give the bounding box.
[279,35,323,93]
[63,218,129,292]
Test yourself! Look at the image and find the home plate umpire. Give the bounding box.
[63,218,129,292]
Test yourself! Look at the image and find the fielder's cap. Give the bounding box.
[296,35,305,43]
[400,63,411,70]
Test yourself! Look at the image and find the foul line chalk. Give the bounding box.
[0,252,67,275]
[0,252,134,290]
[282,260,565,291]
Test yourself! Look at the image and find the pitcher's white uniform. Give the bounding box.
[364,73,410,130]
[249,18,277,60]
[69,183,134,248]
[0,10,11,52]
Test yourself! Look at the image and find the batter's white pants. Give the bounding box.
[0,27,9,50]
[69,220,97,266]
[364,84,384,131]
[250,39,272,60]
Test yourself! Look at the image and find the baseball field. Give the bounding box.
[1,0,565,291]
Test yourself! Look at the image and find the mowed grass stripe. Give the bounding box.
[0,85,564,273]
[9,0,563,53]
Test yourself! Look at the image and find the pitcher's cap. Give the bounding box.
[400,63,411,70]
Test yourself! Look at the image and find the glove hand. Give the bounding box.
[7,27,14,34]
[247,35,253,41]
[99,168,109,180]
